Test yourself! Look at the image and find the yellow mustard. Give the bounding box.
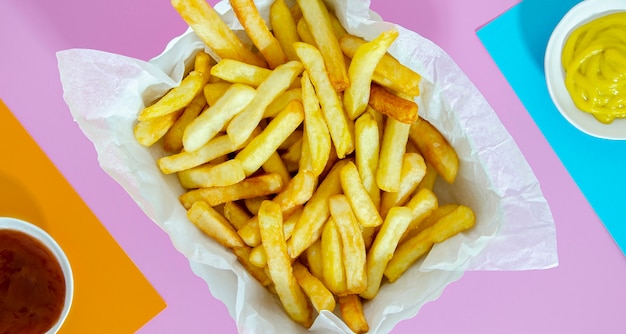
[561,11,626,124]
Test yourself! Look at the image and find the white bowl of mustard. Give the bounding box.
[545,0,626,139]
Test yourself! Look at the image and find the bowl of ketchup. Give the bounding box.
[0,217,73,334]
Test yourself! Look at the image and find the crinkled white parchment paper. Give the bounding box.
[57,0,558,333]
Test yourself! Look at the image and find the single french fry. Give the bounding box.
[264,88,302,118]
[270,0,300,62]
[344,29,399,120]
[340,161,383,228]
[296,0,349,91]
[294,42,353,158]
[368,83,418,124]
[321,217,346,295]
[288,160,346,258]
[296,18,317,47]
[179,173,284,209]
[183,83,256,151]
[249,244,267,268]
[281,135,303,173]
[361,206,412,299]
[409,117,459,184]
[223,201,252,230]
[134,109,183,147]
[328,194,367,295]
[158,133,245,174]
[338,295,369,334]
[301,72,332,176]
[171,0,267,67]
[177,159,246,189]
[376,117,410,192]
[163,93,206,152]
[401,188,439,242]
[138,70,206,121]
[292,261,336,313]
[203,82,232,106]
[187,201,246,249]
[227,60,303,146]
[258,200,313,327]
[210,59,272,86]
[272,170,317,216]
[235,99,305,176]
[230,0,288,69]
[244,195,268,216]
[340,34,421,97]
[354,112,381,209]
[304,239,324,282]
[380,152,427,217]
[384,205,475,283]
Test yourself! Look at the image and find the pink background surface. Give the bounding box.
[1,0,625,333]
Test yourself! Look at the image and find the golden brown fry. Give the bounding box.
[183,83,256,151]
[187,201,246,249]
[292,261,336,313]
[230,0,288,69]
[304,239,324,282]
[270,0,300,62]
[340,161,383,228]
[227,60,303,146]
[171,0,267,67]
[210,59,272,86]
[223,201,252,230]
[179,173,284,209]
[344,29,399,120]
[409,117,459,184]
[134,109,182,147]
[301,72,332,176]
[235,99,305,176]
[258,200,313,327]
[328,194,367,295]
[380,152,426,218]
[177,159,246,189]
[163,93,206,152]
[368,83,418,124]
[296,18,317,47]
[361,206,412,299]
[321,217,347,295]
[272,170,317,216]
[401,188,439,242]
[249,244,267,268]
[296,0,349,91]
[340,34,421,97]
[417,161,438,191]
[338,295,369,334]
[376,117,410,192]
[294,42,353,158]
[288,160,346,259]
[158,133,243,174]
[385,205,475,283]
[138,70,205,121]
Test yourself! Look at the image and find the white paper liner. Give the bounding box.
[57,0,558,332]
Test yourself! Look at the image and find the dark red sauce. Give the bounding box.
[0,229,66,334]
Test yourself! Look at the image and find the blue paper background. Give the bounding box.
[477,0,625,255]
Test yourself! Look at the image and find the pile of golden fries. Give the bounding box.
[134,0,476,331]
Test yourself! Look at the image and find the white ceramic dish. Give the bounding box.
[0,217,74,334]
[544,0,626,140]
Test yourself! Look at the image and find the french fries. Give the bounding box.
[134,0,477,330]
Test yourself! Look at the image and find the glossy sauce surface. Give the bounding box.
[561,11,626,124]
[0,229,66,334]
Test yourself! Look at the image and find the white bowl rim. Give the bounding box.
[544,0,626,140]
[0,216,74,334]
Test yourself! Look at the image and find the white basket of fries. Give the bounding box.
[57,0,558,333]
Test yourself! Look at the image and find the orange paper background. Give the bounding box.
[0,99,165,333]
